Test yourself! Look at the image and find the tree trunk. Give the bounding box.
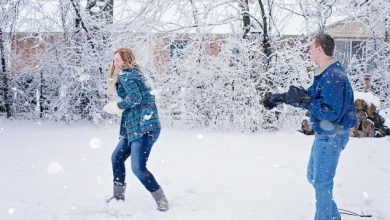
[241,0,251,39]
[39,71,44,118]
[385,18,389,43]
[258,0,271,59]
[0,28,12,118]
[72,0,82,67]
[101,0,114,45]
[103,0,114,24]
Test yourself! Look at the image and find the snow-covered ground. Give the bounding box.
[1,119,389,220]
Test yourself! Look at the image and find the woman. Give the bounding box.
[104,48,168,211]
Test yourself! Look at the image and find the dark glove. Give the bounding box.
[263,93,286,110]
[284,85,312,109]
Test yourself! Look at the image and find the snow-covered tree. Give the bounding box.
[0,0,22,118]
[341,0,390,108]
[4,0,388,132]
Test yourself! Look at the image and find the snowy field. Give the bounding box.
[1,119,390,220]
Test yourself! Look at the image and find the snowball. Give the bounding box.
[143,114,152,121]
[89,137,102,149]
[97,175,103,183]
[362,191,369,198]
[196,134,204,139]
[47,162,64,174]
[8,208,15,215]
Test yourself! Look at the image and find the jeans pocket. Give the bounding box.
[146,130,160,145]
[317,135,329,142]
[331,144,342,154]
[336,133,349,150]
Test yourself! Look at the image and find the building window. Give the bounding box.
[170,40,188,58]
[335,39,366,69]
[335,40,351,66]
[351,40,366,59]
[366,41,383,72]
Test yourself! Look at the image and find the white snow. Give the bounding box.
[8,208,15,215]
[47,162,64,175]
[143,114,152,121]
[89,137,103,149]
[379,108,390,127]
[0,119,389,220]
[196,133,204,139]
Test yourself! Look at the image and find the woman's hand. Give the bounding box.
[103,101,124,116]
[108,71,119,94]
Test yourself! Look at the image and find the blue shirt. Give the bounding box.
[117,67,161,143]
[307,61,357,134]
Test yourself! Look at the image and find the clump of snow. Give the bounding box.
[89,137,102,149]
[47,162,64,174]
[379,107,390,127]
[363,191,370,199]
[196,134,204,139]
[8,208,14,215]
[354,91,381,109]
[143,114,152,121]
[97,176,103,183]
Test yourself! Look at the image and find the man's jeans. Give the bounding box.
[307,130,349,220]
[112,130,160,192]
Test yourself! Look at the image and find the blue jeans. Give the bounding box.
[111,130,160,192]
[307,130,349,220]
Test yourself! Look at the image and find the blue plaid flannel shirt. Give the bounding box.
[117,67,161,143]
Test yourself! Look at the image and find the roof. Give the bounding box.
[326,17,384,39]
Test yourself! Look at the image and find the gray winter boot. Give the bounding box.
[151,187,169,211]
[106,182,126,203]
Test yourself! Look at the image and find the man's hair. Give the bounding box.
[313,33,335,57]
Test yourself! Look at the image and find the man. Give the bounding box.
[263,33,356,220]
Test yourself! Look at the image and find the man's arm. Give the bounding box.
[307,75,345,122]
